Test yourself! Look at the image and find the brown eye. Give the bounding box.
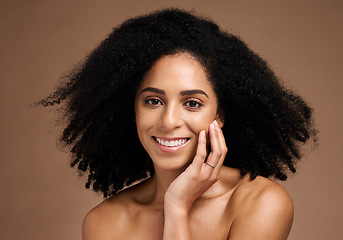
[185,100,203,109]
[146,98,162,105]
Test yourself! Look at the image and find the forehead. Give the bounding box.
[137,53,216,95]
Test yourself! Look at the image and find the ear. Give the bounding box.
[215,108,225,128]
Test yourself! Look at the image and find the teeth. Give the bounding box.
[156,137,188,147]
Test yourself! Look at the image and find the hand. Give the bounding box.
[164,120,228,212]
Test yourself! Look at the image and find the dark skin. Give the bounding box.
[82,54,293,240]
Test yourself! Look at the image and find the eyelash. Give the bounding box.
[184,99,203,109]
[145,98,162,106]
[144,97,203,109]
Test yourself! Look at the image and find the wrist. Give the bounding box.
[164,195,191,216]
[163,204,191,240]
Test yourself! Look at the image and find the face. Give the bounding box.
[134,53,222,171]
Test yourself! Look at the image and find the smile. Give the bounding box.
[154,137,189,147]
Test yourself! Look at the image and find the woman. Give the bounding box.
[40,8,316,239]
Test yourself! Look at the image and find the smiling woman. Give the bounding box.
[39,8,317,240]
[135,54,221,172]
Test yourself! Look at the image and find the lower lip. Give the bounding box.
[153,138,189,153]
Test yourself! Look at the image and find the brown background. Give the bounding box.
[0,0,342,239]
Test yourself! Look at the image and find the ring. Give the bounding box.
[205,162,216,168]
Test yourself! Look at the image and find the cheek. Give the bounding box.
[135,109,157,140]
[135,117,150,151]
[135,113,148,133]
[186,108,217,131]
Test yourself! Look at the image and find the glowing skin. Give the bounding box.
[134,53,221,171]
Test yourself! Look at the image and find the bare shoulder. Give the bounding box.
[228,176,294,240]
[82,189,136,240]
[231,176,294,210]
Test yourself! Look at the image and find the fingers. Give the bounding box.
[214,121,228,167]
[202,121,221,174]
[193,120,227,176]
[192,130,207,169]
[206,122,221,166]
[203,120,227,175]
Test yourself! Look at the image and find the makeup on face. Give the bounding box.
[134,53,220,170]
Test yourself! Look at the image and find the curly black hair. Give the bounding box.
[39,8,317,197]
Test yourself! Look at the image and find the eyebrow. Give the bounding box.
[180,89,208,98]
[140,87,165,95]
[140,87,208,98]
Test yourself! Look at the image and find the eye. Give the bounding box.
[184,100,203,109]
[145,98,163,106]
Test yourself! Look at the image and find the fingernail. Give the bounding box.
[214,120,219,127]
[200,130,205,137]
[211,123,216,130]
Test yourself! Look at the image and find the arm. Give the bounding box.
[163,121,227,239]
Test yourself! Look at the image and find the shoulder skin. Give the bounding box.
[82,190,136,240]
[228,176,294,240]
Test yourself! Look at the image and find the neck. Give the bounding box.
[141,166,241,207]
[147,165,186,204]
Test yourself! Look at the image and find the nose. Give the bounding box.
[160,103,183,130]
